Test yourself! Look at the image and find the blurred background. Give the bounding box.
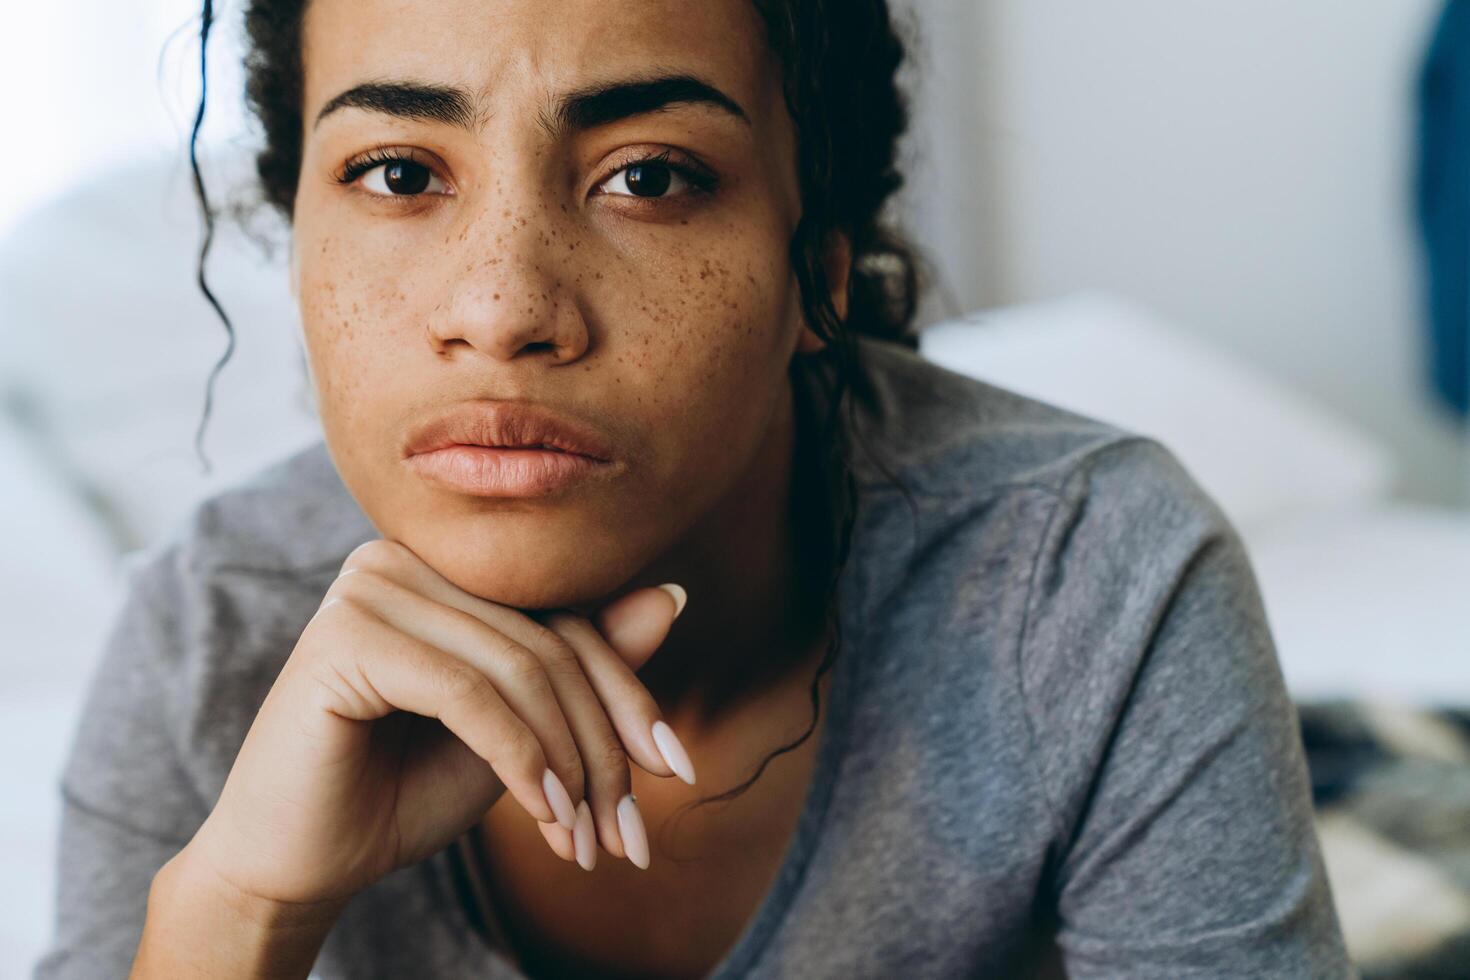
[2,1,1467,977]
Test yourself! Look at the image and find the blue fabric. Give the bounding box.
[1417,0,1470,419]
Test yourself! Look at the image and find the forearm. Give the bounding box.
[130,846,347,979]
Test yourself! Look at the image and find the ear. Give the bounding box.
[796,230,853,355]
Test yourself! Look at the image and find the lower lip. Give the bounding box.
[405,445,612,497]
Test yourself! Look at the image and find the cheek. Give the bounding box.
[616,227,797,414]
[599,224,799,514]
[298,252,358,416]
[295,233,409,438]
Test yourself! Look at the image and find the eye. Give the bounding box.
[339,150,449,198]
[596,150,717,200]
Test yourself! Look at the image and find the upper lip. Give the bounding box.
[403,400,615,462]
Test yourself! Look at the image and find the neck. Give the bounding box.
[603,363,836,740]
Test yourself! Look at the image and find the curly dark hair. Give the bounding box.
[187,0,925,844]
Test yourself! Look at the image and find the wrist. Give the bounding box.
[131,845,348,979]
[173,843,350,927]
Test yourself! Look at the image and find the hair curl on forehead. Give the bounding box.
[193,0,924,816]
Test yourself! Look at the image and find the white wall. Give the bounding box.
[951,0,1467,505]
[890,0,994,327]
[0,0,248,236]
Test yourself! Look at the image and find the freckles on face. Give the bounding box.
[598,207,805,528]
[289,0,810,608]
[625,176,796,405]
[296,231,384,472]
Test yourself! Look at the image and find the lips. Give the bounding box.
[402,400,615,462]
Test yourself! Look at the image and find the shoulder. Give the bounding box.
[112,438,371,664]
[841,338,1282,807]
[845,334,1235,561]
[165,439,378,580]
[839,336,1252,701]
[846,335,1217,509]
[842,336,1261,723]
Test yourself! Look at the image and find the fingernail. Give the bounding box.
[651,720,697,785]
[542,768,576,831]
[572,799,596,871]
[617,793,650,870]
[656,583,687,620]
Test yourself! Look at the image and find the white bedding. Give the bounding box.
[1247,503,1470,706]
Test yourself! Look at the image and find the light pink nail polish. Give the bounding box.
[542,768,576,831]
[617,793,650,870]
[657,583,688,619]
[652,720,697,785]
[572,799,596,871]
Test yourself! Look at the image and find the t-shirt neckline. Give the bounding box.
[450,563,869,979]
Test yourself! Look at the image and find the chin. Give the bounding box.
[410,527,637,613]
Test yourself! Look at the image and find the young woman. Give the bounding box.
[36,0,1355,977]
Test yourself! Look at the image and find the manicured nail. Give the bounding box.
[656,583,687,620]
[572,799,596,871]
[651,720,697,785]
[540,820,575,862]
[617,793,650,870]
[542,768,576,831]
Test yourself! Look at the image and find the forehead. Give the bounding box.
[300,0,781,128]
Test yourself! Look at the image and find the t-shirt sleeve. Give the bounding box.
[32,543,214,979]
[1018,438,1357,979]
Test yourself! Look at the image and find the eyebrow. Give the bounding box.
[312,72,751,134]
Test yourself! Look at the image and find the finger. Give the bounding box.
[342,539,670,669]
[333,572,646,856]
[539,799,597,870]
[572,799,597,870]
[513,629,636,862]
[342,542,681,772]
[537,817,577,864]
[309,597,562,827]
[592,583,687,669]
[397,717,499,820]
[545,611,696,787]
[323,571,586,828]
[336,542,685,850]
[338,545,685,808]
[504,610,642,860]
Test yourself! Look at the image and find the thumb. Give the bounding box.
[593,584,688,671]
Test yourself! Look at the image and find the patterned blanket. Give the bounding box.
[1299,700,1470,979]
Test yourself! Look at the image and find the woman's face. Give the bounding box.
[291,0,845,609]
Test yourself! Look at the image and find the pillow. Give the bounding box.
[0,151,323,559]
[918,292,1399,536]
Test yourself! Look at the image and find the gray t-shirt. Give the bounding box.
[34,336,1355,979]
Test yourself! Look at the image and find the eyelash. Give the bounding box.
[600,148,720,198]
[333,146,720,202]
[336,146,437,188]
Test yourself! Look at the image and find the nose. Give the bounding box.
[427,214,589,365]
